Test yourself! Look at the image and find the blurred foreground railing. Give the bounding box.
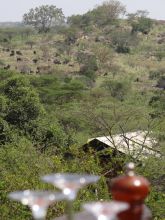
[8,162,152,220]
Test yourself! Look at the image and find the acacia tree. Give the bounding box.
[127,10,153,34]
[23,5,65,33]
[91,0,126,26]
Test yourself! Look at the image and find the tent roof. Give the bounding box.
[87,131,160,159]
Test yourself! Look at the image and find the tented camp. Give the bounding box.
[83,130,160,159]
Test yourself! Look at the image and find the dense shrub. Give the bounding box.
[131,17,153,34]
[154,50,165,61]
[0,71,67,150]
[102,79,130,101]
[0,95,7,116]
[30,75,86,105]
[77,51,98,80]
[111,31,138,53]
[67,14,92,29]
[24,119,66,152]
[149,69,165,80]
[68,1,126,28]
[2,76,44,127]
[0,117,11,144]
[0,139,109,220]
[89,0,126,26]
[156,76,165,89]
[149,90,165,118]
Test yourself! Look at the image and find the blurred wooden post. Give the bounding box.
[109,162,152,220]
[55,162,152,220]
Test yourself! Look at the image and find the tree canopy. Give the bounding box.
[91,0,126,26]
[68,0,126,28]
[127,10,153,34]
[23,5,65,33]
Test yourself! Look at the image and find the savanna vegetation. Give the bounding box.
[0,0,165,219]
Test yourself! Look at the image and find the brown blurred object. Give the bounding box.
[110,162,152,220]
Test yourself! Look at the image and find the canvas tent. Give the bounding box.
[84,131,160,159]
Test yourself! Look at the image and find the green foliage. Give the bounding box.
[132,17,153,34]
[149,90,165,118]
[89,0,126,26]
[137,155,165,219]
[156,76,165,89]
[0,139,109,220]
[149,69,165,80]
[30,75,86,105]
[102,79,130,101]
[4,75,30,96]
[0,71,67,151]
[0,95,7,116]
[63,27,78,45]
[116,44,130,53]
[24,118,66,152]
[0,117,11,144]
[0,3,165,219]
[128,11,153,34]
[67,14,92,29]
[67,0,125,29]
[0,59,4,66]
[67,15,83,26]
[147,189,165,219]
[111,31,139,53]
[2,76,44,127]
[77,51,98,80]
[23,5,65,33]
[0,138,54,219]
[0,69,15,81]
[154,50,165,61]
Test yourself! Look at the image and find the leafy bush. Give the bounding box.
[24,118,66,152]
[0,117,11,144]
[149,69,165,80]
[0,138,54,220]
[67,14,92,29]
[111,31,138,53]
[102,79,130,101]
[58,26,79,46]
[2,76,44,127]
[131,17,153,34]
[77,51,98,80]
[0,71,67,150]
[149,90,165,118]
[116,44,130,53]
[156,76,165,89]
[137,155,165,219]
[0,95,7,116]
[0,138,109,220]
[154,50,165,61]
[30,75,86,105]
[0,59,4,66]
[89,0,126,26]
